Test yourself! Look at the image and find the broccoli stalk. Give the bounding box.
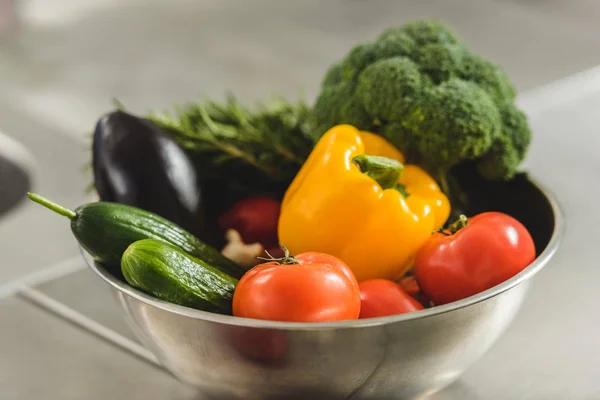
[311,20,532,201]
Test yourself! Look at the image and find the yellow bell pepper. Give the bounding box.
[278,124,451,282]
[359,130,406,163]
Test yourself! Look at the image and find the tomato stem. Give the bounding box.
[434,227,450,236]
[449,214,468,234]
[257,242,299,265]
[434,214,468,236]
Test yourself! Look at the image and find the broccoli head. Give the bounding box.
[311,19,531,186]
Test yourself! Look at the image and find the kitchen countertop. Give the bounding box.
[1,1,599,398]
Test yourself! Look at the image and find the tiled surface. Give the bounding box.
[0,296,199,400]
[34,266,141,345]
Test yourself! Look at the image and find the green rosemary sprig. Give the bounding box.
[146,95,315,185]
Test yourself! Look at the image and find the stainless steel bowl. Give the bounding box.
[84,174,564,400]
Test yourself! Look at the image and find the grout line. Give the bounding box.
[0,256,86,300]
[18,286,161,367]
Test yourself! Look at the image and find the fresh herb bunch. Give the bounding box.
[146,95,315,197]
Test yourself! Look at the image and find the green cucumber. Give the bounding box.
[122,239,237,313]
[28,193,245,279]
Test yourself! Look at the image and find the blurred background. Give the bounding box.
[0,1,599,399]
[1,0,600,136]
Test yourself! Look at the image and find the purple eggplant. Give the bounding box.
[92,110,206,239]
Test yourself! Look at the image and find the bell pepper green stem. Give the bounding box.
[394,182,410,198]
[352,155,409,197]
[28,192,77,220]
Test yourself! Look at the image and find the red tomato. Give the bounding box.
[414,212,536,305]
[359,279,424,319]
[219,197,281,248]
[399,275,431,307]
[233,252,361,322]
[399,275,420,297]
[291,251,358,287]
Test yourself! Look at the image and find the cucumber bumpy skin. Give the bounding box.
[27,193,245,279]
[122,239,238,314]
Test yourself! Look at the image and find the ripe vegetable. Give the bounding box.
[232,248,360,322]
[92,110,206,239]
[359,279,424,318]
[27,193,245,279]
[121,239,238,314]
[311,19,531,193]
[359,130,406,162]
[414,212,536,305]
[278,124,450,282]
[219,196,281,249]
[399,275,431,307]
[399,276,420,298]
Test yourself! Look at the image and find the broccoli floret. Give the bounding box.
[476,103,531,179]
[311,19,531,189]
[459,53,517,104]
[312,80,372,130]
[409,79,502,168]
[357,57,423,121]
[387,20,460,46]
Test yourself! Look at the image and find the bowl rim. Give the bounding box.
[85,175,565,331]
